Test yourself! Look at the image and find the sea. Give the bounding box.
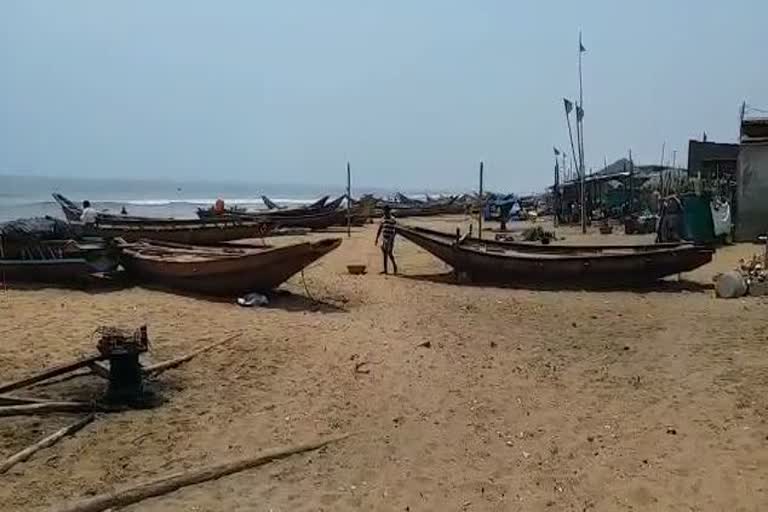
[0,174,442,222]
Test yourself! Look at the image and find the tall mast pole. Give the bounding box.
[578,30,586,234]
[478,161,484,240]
[554,153,560,227]
[346,162,351,238]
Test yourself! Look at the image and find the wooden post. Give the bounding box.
[659,142,666,198]
[553,158,560,227]
[628,149,634,213]
[346,162,351,238]
[478,161,484,240]
[578,31,587,234]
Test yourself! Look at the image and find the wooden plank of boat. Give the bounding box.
[396,225,714,285]
[119,238,342,295]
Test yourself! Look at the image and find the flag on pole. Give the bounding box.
[579,33,586,53]
[553,147,560,156]
[576,105,584,121]
[563,98,573,114]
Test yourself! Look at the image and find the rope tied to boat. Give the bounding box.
[300,269,316,302]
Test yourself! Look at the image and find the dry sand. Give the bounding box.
[1,215,767,511]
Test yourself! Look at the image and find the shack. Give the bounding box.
[735,118,768,241]
[687,139,739,180]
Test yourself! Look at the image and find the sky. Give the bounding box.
[1,1,766,193]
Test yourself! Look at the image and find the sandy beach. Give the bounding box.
[2,215,767,511]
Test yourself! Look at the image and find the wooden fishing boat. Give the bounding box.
[262,195,330,211]
[197,195,344,221]
[118,238,342,295]
[54,194,274,243]
[396,226,714,285]
[84,218,274,244]
[0,240,118,284]
[53,193,181,223]
[0,257,98,283]
[198,203,364,230]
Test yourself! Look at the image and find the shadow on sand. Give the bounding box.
[0,278,127,295]
[398,271,713,294]
[112,282,347,313]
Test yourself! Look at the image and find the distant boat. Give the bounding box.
[197,195,364,230]
[396,225,714,285]
[118,238,342,296]
[53,193,274,244]
[262,195,330,211]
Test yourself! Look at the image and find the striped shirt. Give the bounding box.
[381,217,397,243]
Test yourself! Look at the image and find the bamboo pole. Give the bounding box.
[51,434,351,512]
[142,333,242,376]
[0,415,94,475]
[478,161,484,240]
[578,31,587,234]
[346,162,351,238]
[0,395,66,406]
[0,402,99,417]
[0,355,105,395]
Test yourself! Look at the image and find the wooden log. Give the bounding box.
[0,402,99,417]
[0,395,64,406]
[0,415,94,475]
[88,362,110,380]
[142,333,242,376]
[30,370,94,389]
[51,433,350,512]
[0,355,105,395]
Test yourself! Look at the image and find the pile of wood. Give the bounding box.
[738,254,768,284]
[1,327,352,512]
[0,329,243,478]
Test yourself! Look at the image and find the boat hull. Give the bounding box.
[397,226,714,285]
[120,238,342,295]
[88,221,273,244]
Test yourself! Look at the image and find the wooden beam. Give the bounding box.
[0,395,66,406]
[0,415,94,475]
[51,433,350,512]
[0,355,105,395]
[0,402,99,417]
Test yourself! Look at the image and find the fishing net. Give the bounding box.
[0,217,75,243]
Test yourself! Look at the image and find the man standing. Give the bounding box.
[80,200,98,225]
[375,205,398,275]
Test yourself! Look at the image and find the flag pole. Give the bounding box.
[564,100,579,180]
[578,30,587,234]
[628,149,634,213]
[553,155,560,227]
[346,162,351,238]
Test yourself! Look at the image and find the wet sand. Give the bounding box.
[1,215,767,511]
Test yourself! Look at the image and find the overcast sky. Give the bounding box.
[1,1,765,192]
